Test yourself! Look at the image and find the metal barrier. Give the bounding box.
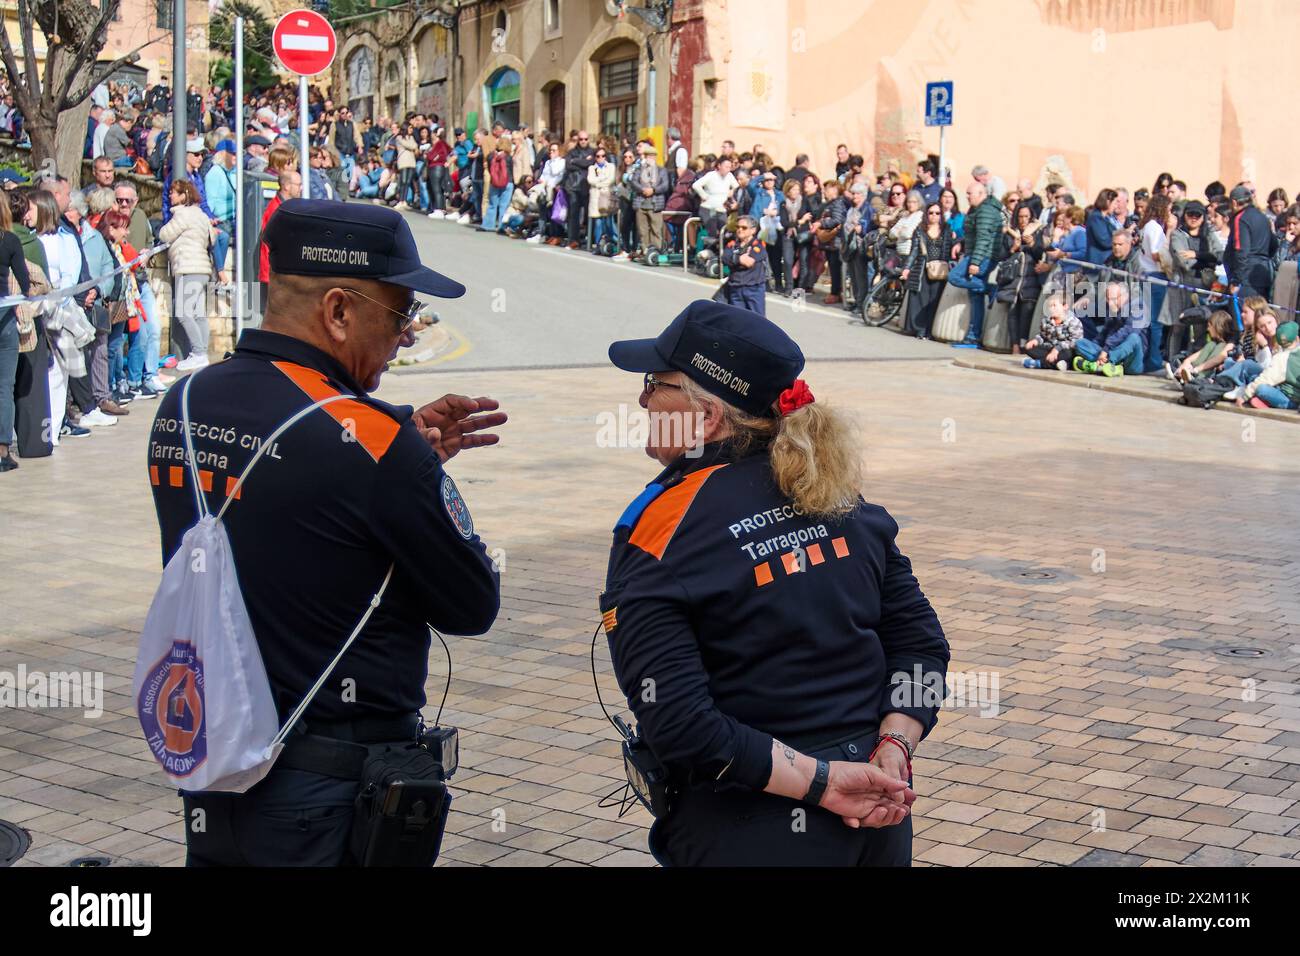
[659,212,697,274]
[1056,256,1300,318]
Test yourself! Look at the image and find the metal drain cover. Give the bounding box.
[68,855,112,867]
[1216,647,1269,658]
[0,821,31,866]
[1019,570,1057,580]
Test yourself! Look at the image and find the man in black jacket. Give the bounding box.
[1226,185,1275,299]
[563,129,596,249]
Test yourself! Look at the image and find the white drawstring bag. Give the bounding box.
[133,372,393,792]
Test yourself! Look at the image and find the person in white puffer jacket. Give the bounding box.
[158,179,214,370]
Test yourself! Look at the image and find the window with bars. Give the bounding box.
[156,0,173,30]
[599,58,637,100]
[598,58,638,143]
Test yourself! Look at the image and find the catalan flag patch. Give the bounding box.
[602,606,618,634]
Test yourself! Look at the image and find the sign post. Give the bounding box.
[924,81,953,187]
[234,15,245,338]
[272,9,338,193]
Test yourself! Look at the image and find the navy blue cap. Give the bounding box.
[263,198,465,298]
[609,300,805,417]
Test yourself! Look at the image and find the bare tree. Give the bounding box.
[0,0,155,177]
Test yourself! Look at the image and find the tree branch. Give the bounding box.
[0,12,27,108]
[55,1,121,106]
[61,45,148,111]
[17,0,42,103]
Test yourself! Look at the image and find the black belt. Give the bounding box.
[299,714,420,743]
[276,713,421,781]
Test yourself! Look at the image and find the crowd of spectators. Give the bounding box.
[4,69,1300,475]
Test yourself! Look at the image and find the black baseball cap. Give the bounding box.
[1183,200,1206,216]
[264,199,465,298]
[1229,185,1253,203]
[246,135,271,147]
[609,300,804,418]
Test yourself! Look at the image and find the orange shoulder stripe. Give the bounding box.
[272,361,401,462]
[628,464,727,560]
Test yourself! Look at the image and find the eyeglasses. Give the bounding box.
[114,196,135,205]
[339,287,426,336]
[643,373,683,395]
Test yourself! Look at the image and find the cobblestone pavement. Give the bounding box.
[2,355,1299,867]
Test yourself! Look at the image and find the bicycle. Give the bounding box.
[858,230,906,328]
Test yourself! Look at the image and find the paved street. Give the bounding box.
[2,212,1300,868]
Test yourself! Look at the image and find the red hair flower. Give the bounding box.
[777,379,815,416]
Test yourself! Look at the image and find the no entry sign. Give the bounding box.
[272,9,338,76]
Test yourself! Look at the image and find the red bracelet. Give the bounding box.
[869,736,913,779]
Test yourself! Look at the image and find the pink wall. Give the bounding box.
[706,0,1298,198]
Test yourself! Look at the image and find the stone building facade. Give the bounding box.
[331,0,1297,199]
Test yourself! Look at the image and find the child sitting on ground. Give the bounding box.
[1022,292,1084,370]
[1172,310,1236,384]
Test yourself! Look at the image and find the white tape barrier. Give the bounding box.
[0,241,170,308]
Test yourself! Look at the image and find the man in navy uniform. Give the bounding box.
[147,199,507,865]
[720,214,769,316]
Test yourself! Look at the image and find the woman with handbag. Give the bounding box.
[0,188,32,471]
[159,179,215,371]
[587,146,617,250]
[816,179,850,305]
[99,211,160,400]
[72,191,130,418]
[539,141,566,245]
[8,188,58,453]
[779,179,803,296]
[899,202,955,339]
[34,190,99,439]
[794,174,824,295]
[1005,205,1048,354]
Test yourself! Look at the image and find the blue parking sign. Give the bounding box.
[925,82,953,127]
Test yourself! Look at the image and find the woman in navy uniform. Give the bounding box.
[601,300,949,866]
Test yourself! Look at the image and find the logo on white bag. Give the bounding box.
[138,640,207,776]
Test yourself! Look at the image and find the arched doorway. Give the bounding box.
[541,81,566,136]
[484,67,521,129]
[595,40,639,144]
[345,47,375,121]
[415,26,450,122]
[383,58,405,121]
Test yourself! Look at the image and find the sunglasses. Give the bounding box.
[114,197,135,205]
[643,373,683,395]
[339,287,426,336]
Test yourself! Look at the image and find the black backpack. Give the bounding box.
[1180,374,1234,409]
[148,130,170,175]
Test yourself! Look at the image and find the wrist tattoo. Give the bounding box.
[779,741,797,768]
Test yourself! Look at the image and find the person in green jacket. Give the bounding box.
[947,181,1003,347]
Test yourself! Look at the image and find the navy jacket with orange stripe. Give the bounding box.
[148,329,500,726]
[601,442,948,791]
